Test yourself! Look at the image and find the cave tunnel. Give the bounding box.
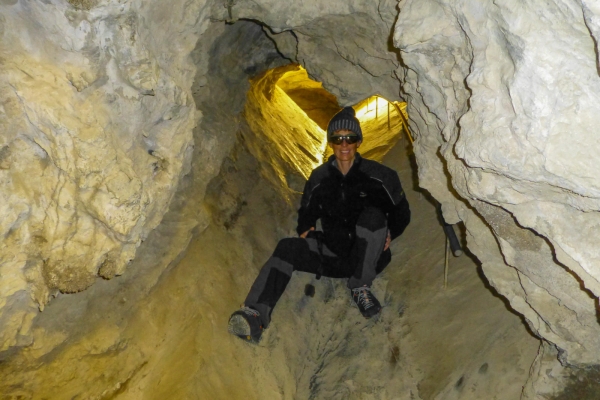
[2,2,600,399]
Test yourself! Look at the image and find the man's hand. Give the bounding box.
[300,227,315,238]
[383,230,391,251]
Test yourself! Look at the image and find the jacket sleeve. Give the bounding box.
[385,171,411,240]
[388,195,410,240]
[296,171,321,236]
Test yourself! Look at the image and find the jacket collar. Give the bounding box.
[327,153,362,175]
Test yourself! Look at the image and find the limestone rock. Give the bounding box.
[0,0,203,350]
[2,0,600,396]
[234,0,403,105]
[395,0,600,364]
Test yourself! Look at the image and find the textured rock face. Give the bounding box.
[244,65,327,194]
[395,0,600,364]
[1,0,600,397]
[230,0,403,105]
[0,0,205,350]
[0,17,290,398]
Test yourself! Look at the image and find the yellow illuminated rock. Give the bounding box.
[244,65,406,195]
[245,64,327,189]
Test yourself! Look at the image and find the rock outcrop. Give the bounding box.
[0,0,207,350]
[394,0,600,366]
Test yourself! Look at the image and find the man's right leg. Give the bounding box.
[229,237,321,342]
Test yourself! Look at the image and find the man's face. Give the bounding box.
[329,129,361,162]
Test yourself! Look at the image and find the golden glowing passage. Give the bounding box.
[244,64,408,195]
[330,95,407,162]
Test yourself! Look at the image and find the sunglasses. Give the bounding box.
[329,134,360,145]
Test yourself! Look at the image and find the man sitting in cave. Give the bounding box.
[228,106,411,343]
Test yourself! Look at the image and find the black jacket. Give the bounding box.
[297,153,411,256]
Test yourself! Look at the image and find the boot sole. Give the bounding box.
[365,307,382,319]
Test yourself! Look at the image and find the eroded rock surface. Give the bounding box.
[1,0,599,397]
[230,0,403,105]
[395,0,600,365]
[0,0,209,350]
[0,14,289,399]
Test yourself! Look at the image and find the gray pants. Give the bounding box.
[244,207,390,327]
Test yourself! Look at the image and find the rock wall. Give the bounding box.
[228,0,403,105]
[2,0,600,396]
[394,0,600,365]
[0,0,211,351]
[244,64,327,195]
[0,14,289,398]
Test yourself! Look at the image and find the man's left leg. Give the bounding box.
[347,207,389,318]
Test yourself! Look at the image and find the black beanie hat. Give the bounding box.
[327,106,363,141]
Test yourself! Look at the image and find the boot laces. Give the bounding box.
[352,287,375,310]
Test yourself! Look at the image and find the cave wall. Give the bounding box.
[394,0,600,365]
[2,0,600,396]
[227,0,403,105]
[0,0,288,354]
[0,0,209,351]
[0,12,289,398]
[243,65,327,196]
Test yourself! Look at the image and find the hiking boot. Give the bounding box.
[228,306,264,343]
[351,286,382,319]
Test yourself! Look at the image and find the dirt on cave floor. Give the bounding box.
[112,135,541,399]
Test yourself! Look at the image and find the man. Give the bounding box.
[228,106,411,343]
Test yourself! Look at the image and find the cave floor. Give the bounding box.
[112,140,541,399]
